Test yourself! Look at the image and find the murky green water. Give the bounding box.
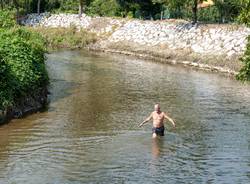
[0,50,250,184]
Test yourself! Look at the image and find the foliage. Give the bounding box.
[86,0,120,17]
[214,0,242,23]
[237,0,250,26]
[0,27,48,110]
[0,9,16,28]
[28,26,97,50]
[0,0,247,23]
[0,57,14,108]
[50,0,79,13]
[236,36,250,81]
[236,0,250,81]
[197,5,220,22]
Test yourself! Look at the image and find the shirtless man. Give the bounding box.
[139,104,176,138]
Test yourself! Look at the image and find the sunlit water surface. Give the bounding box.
[0,50,250,184]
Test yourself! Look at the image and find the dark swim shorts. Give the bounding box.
[152,126,165,136]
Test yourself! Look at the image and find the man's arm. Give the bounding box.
[139,113,153,127]
[163,112,176,127]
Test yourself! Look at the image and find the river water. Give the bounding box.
[0,50,250,184]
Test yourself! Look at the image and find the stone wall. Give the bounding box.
[22,13,125,35]
[22,13,250,62]
[110,21,250,57]
[23,13,250,58]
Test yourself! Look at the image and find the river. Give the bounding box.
[0,50,250,184]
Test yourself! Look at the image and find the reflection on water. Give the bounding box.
[0,50,250,183]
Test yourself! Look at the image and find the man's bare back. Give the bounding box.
[139,104,175,138]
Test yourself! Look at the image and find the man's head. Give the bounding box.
[154,104,160,112]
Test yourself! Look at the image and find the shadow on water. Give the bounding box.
[47,79,79,104]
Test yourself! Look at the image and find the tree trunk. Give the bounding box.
[192,0,198,24]
[79,0,83,17]
[37,0,41,15]
[13,0,19,23]
[25,0,29,14]
[177,6,181,19]
[0,0,3,10]
[160,4,163,20]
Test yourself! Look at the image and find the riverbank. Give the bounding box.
[0,88,48,125]
[90,20,249,75]
[27,26,97,50]
[0,25,49,125]
[22,13,250,74]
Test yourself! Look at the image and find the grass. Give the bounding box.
[28,26,97,50]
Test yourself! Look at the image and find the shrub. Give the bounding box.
[236,36,250,81]
[87,0,120,17]
[0,58,14,108]
[198,6,220,23]
[0,10,16,28]
[236,0,250,81]
[237,0,250,27]
[0,27,48,110]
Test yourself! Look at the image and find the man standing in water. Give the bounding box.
[139,104,176,138]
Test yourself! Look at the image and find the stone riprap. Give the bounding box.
[22,13,124,35]
[22,13,91,28]
[22,13,250,58]
[110,21,250,57]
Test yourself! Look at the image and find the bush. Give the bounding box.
[0,10,16,28]
[236,1,250,81]
[198,6,220,23]
[51,0,79,14]
[238,1,250,27]
[236,36,250,81]
[87,0,120,17]
[0,27,48,110]
[0,59,14,108]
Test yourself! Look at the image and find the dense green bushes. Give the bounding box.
[0,58,13,108]
[0,10,16,28]
[236,0,250,81]
[236,36,250,81]
[0,0,242,22]
[0,26,48,110]
[87,0,120,17]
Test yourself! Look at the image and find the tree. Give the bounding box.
[237,0,250,26]
[12,0,20,23]
[87,0,120,16]
[189,0,205,24]
[214,0,241,23]
[37,0,41,14]
[79,0,84,16]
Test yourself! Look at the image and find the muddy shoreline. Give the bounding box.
[0,87,48,125]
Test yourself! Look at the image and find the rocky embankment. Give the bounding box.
[23,13,250,74]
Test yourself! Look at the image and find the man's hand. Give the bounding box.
[172,120,176,128]
[163,112,176,128]
[139,113,152,127]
